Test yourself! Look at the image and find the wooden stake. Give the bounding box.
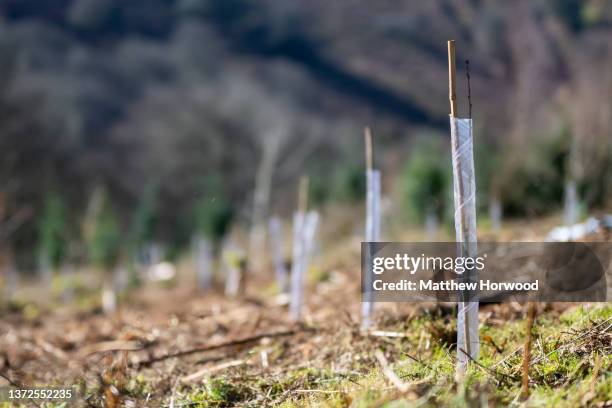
[448,40,457,118]
[298,176,309,215]
[364,126,374,171]
[521,302,537,399]
[465,59,472,119]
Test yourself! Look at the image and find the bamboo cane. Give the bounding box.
[448,41,458,118]
[365,126,373,172]
[298,176,309,215]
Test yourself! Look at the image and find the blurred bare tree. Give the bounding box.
[0,0,610,263]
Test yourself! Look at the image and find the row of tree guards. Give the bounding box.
[197,40,481,379]
[1,40,551,384]
[266,40,479,378]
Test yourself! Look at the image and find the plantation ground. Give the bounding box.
[1,219,611,407]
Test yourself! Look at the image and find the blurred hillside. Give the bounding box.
[0,0,611,264]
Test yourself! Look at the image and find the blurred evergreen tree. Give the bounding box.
[127,182,158,260]
[400,136,450,224]
[194,175,233,244]
[85,192,121,270]
[473,137,500,213]
[37,191,67,270]
[500,126,570,216]
[333,162,366,203]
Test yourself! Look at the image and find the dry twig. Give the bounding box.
[136,329,311,367]
[367,330,409,338]
[78,340,145,358]
[181,359,245,382]
[374,350,410,393]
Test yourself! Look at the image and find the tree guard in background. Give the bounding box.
[289,176,319,321]
[61,264,75,303]
[289,210,319,321]
[102,281,117,314]
[362,127,381,330]
[425,207,439,241]
[269,217,289,294]
[4,256,18,301]
[564,179,579,226]
[489,195,502,233]
[223,239,245,297]
[194,236,213,290]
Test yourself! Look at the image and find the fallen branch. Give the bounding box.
[78,340,145,358]
[136,329,310,367]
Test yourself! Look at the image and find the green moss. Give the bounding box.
[185,377,251,407]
